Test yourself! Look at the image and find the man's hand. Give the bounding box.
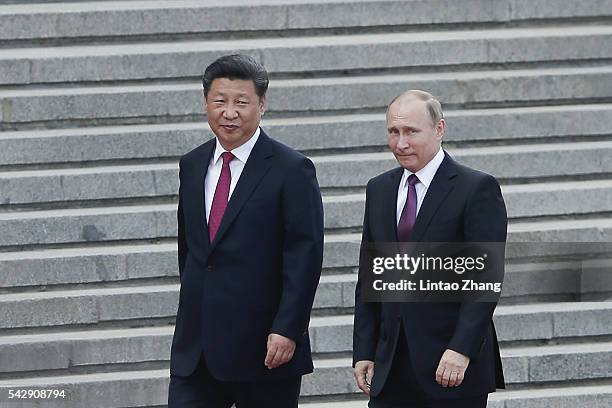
[353,360,375,395]
[435,349,470,387]
[265,333,296,369]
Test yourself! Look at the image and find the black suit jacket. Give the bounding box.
[170,129,324,381]
[353,152,507,399]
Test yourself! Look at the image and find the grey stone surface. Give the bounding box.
[0,240,358,286]
[0,294,99,329]
[0,2,287,41]
[1,1,612,405]
[3,66,612,123]
[3,104,612,166]
[269,66,612,113]
[1,0,609,42]
[313,144,612,188]
[497,386,612,408]
[0,327,173,373]
[0,165,178,205]
[0,285,178,329]
[0,277,353,329]
[552,304,612,338]
[2,26,612,85]
[524,343,612,382]
[0,244,178,288]
[502,263,581,298]
[0,206,176,246]
[495,308,554,342]
[3,145,609,207]
[303,359,356,395]
[0,369,170,408]
[1,221,610,288]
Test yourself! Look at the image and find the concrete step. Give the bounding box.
[309,301,612,354]
[2,238,612,328]
[305,339,612,394]
[1,346,611,406]
[2,103,612,166]
[4,236,610,297]
[2,0,610,42]
[2,246,610,305]
[1,302,611,374]
[3,161,611,220]
[2,177,612,246]
[2,141,611,207]
[1,218,611,287]
[3,65,612,124]
[0,275,352,330]
[3,25,612,85]
[300,384,612,408]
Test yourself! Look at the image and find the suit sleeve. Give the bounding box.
[177,159,188,278]
[447,174,507,359]
[270,157,324,343]
[352,180,381,365]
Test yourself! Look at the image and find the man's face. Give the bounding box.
[205,77,266,150]
[386,98,445,172]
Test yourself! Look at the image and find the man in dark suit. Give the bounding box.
[353,90,507,407]
[168,54,324,408]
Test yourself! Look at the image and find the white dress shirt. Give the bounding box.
[396,147,445,225]
[204,127,260,222]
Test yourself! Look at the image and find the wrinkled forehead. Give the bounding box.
[386,98,431,125]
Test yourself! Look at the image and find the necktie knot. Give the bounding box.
[221,151,234,166]
[408,174,419,187]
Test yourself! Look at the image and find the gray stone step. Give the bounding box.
[2,141,611,207]
[1,302,611,374]
[3,65,612,124]
[1,345,611,406]
[3,25,612,85]
[2,181,610,258]
[2,247,609,306]
[2,0,609,42]
[301,384,612,408]
[2,172,612,246]
[305,339,612,394]
[4,239,608,296]
[2,246,612,328]
[2,103,612,166]
[306,301,612,354]
[1,218,611,289]
[0,275,352,330]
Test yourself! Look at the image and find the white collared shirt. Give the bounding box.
[204,127,260,222]
[396,147,445,225]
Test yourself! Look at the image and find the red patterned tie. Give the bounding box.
[397,174,420,241]
[208,151,234,242]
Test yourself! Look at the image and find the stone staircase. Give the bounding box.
[0,0,611,407]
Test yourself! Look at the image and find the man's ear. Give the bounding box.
[436,118,446,140]
[259,94,267,115]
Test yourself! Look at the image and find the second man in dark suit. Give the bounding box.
[353,90,507,408]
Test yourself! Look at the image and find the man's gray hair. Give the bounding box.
[387,90,444,125]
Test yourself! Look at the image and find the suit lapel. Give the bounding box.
[210,131,274,248]
[384,168,404,242]
[410,152,458,242]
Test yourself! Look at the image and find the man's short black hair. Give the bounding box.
[202,54,269,99]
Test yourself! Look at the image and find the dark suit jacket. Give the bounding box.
[170,129,324,382]
[353,151,507,399]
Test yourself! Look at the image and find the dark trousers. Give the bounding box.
[168,353,301,408]
[369,328,488,408]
